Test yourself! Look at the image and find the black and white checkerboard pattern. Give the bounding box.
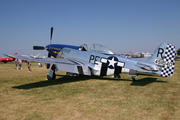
[161,44,175,77]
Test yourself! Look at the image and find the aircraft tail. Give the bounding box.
[131,51,134,55]
[148,43,176,77]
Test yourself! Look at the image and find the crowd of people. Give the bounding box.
[14,58,46,72]
[14,58,31,72]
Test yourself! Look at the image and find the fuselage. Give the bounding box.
[0,57,15,63]
[50,47,161,77]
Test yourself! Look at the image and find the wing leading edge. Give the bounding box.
[4,54,92,76]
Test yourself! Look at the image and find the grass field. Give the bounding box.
[0,61,180,120]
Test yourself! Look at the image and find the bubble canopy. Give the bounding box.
[89,44,116,55]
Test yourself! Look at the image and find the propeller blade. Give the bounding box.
[47,63,50,69]
[48,52,51,57]
[47,52,51,69]
[33,46,45,50]
[50,27,53,44]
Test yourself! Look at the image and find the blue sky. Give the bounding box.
[0,0,180,57]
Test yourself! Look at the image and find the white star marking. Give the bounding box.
[108,57,117,68]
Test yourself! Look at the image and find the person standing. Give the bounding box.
[27,61,31,72]
[18,59,22,70]
[14,58,18,69]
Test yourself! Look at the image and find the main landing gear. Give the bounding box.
[132,76,136,82]
[47,65,56,81]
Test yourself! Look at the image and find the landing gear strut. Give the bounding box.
[47,65,56,81]
[132,76,136,82]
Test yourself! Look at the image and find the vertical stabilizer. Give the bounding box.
[148,43,175,77]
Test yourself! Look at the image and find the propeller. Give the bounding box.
[33,46,45,50]
[33,27,53,50]
[47,27,53,69]
[33,27,54,69]
[50,27,53,44]
[46,52,51,69]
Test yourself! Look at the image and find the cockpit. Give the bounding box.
[78,44,116,55]
[78,44,88,51]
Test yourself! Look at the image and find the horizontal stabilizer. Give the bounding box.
[136,62,158,72]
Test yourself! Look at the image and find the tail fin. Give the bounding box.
[148,43,176,77]
[132,51,134,55]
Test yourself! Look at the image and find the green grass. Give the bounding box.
[0,61,180,120]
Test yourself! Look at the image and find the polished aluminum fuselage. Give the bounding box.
[56,48,161,77]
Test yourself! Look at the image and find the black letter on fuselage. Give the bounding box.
[94,56,100,65]
[89,55,94,63]
[157,48,164,58]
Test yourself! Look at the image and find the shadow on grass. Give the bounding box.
[130,77,167,86]
[12,75,167,89]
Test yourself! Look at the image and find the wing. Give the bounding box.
[4,54,93,75]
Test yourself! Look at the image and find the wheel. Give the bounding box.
[132,77,136,82]
[53,72,56,80]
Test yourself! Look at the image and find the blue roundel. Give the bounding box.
[106,56,119,69]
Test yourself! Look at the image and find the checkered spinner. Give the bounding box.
[161,44,175,77]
